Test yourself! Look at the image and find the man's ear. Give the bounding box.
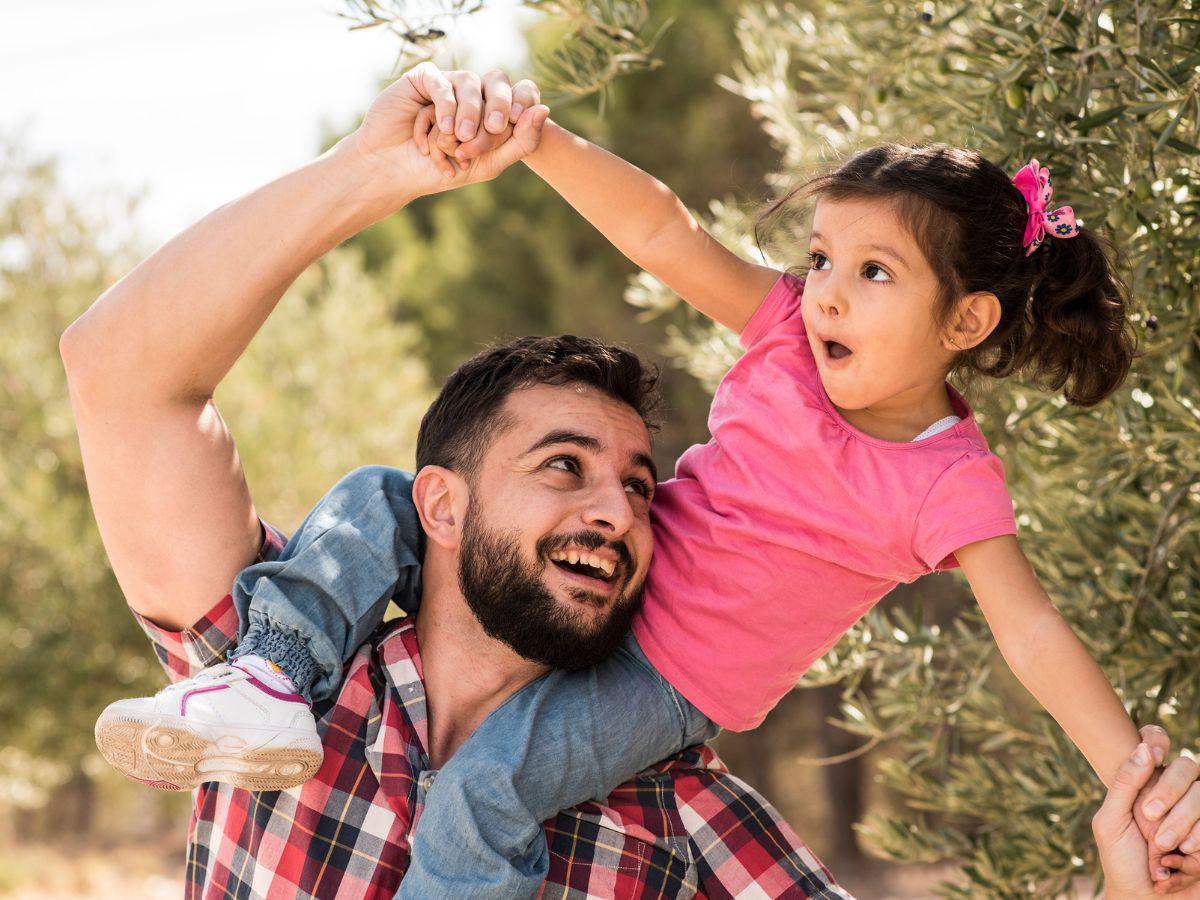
[941,291,1001,353]
[412,465,470,550]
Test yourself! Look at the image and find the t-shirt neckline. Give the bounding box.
[813,377,974,449]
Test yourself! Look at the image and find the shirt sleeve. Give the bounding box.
[133,520,288,682]
[912,452,1017,572]
[738,271,805,350]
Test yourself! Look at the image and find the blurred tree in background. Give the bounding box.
[0,139,434,842]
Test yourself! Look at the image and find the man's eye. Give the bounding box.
[625,480,652,498]
[548,457,579,474]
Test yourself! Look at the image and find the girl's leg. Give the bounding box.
[398,633,719,898]
[231,465,424,701]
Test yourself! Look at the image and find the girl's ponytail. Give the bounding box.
[1021,228,1137,407]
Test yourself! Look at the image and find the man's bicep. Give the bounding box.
[70,390,262,630]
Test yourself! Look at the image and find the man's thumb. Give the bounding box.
[1098,744,1156,834]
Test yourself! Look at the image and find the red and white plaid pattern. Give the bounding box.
[130,522,852,899]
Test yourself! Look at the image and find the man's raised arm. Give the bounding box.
[59,64,547,630]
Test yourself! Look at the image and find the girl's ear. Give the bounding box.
[412,465,470,550]
[942,291,1001,352]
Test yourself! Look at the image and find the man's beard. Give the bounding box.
[457,505,644,671]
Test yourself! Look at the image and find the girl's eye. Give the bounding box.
[864,263,891,282]
[807,251,829,271]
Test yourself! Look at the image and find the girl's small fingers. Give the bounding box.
[427,137,456,179]
[413,106,436,155]
[434,126,462,157]
[510,78,541,122]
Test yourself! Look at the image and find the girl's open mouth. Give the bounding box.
[824,340,853,361]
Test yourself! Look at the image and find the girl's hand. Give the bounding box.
[412,68,543,182]
[1135,725,1200,892]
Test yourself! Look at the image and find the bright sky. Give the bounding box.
[0,0,531,244]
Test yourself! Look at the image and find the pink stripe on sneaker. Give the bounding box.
[181,683,229,716]
[244,672,309,703]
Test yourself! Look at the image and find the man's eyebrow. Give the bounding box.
[523,430,603,456]
[809,230,910,271]
[523,430,658,484]
[633,452,658,485]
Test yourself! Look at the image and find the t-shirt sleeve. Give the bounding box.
[133,519,288,682]
[738,270,805,350]
[913,453,1017,571]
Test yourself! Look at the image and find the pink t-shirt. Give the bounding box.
[632,272,1017,730]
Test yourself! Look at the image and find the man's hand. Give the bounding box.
[344,62,548,204]
[1097,728,1200,896]
[1134,726,1200,892]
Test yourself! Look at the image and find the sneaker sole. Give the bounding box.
[95,712,323,792]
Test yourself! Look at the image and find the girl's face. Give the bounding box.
[801,197,958,424]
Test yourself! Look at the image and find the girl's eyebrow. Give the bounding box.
[809,230,910,272]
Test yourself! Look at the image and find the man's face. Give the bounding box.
[456,383,656,670]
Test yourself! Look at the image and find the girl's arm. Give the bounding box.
[523,121,781,333]
[955,534,1139,788]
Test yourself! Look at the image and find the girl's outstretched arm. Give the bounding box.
[958,535,1200,890]
[957,534,1139,787]
[523,121,781,333]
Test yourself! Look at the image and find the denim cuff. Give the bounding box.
[234,622,321,703]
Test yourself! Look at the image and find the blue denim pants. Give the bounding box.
[231,465,719,898]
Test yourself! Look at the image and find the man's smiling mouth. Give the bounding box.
[548,548,616,581]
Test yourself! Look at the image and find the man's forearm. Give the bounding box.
[60,138,409,403]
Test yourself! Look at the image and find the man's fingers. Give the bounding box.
[480,69,513,134]
[448,70,483,142]
[510,78,541,123]
[408,62,458,136]
[1144,754,1200,822]
[1155,782,1200,853]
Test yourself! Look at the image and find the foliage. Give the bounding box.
[626,1,1200,895]
[0,140,433,802]
[337,0,666,100]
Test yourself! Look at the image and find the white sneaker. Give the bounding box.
[95,659,324,792]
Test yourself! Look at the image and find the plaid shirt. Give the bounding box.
[134,522,852,899]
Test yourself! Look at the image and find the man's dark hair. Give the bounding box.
[415,335,662,478]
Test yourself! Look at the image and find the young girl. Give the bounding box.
[98,74,1186,895]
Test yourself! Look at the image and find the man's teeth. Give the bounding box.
[548,549,615,578]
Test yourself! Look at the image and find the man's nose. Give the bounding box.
[582,479,636,537]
